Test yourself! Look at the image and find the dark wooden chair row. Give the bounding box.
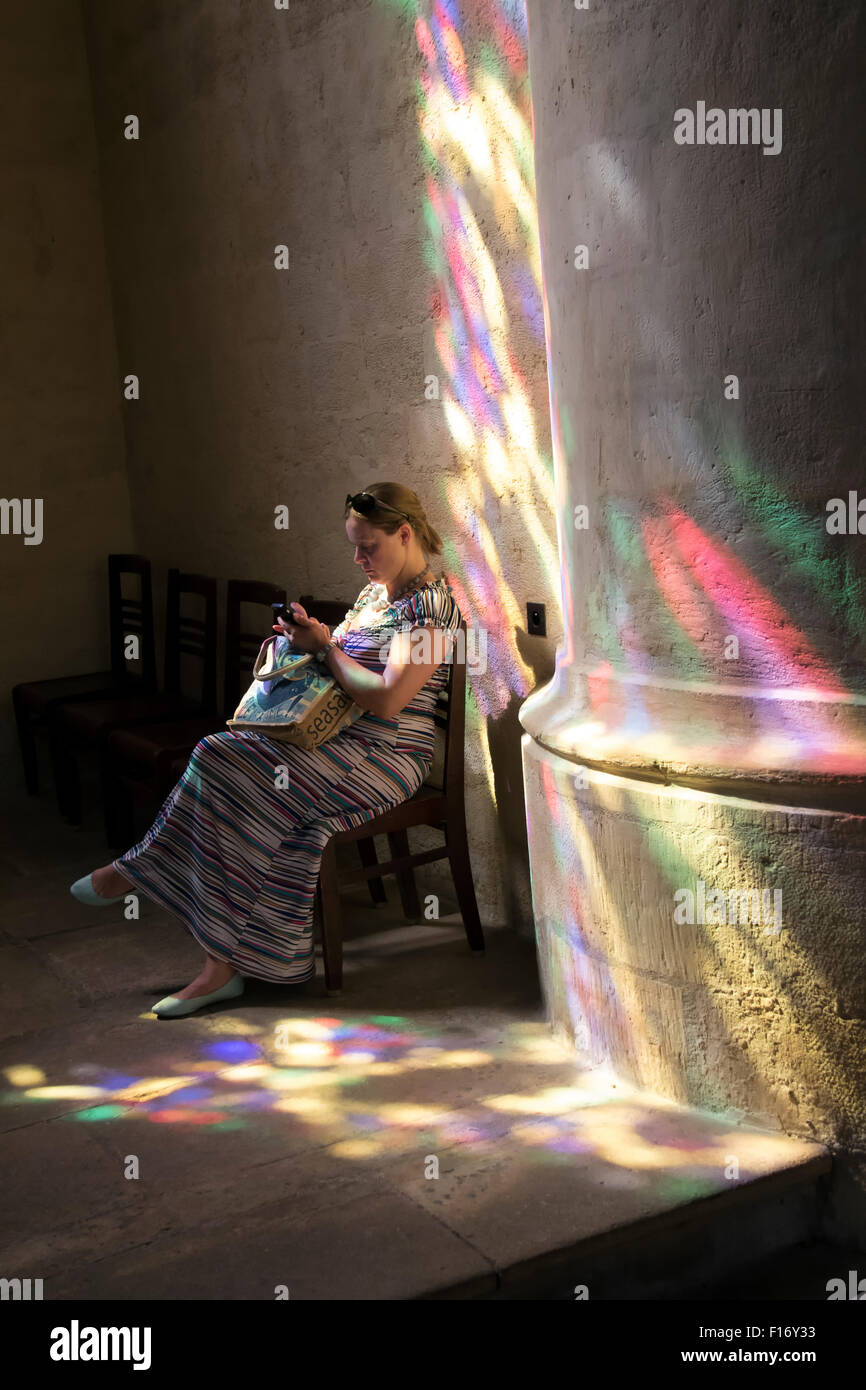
[50,567,225,827]
[13,554,157,796]
[13,557,287,833]
[101,576,288,850]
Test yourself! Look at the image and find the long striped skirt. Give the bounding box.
[112,726,431,984]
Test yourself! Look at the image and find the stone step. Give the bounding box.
[435,1142,831,1300]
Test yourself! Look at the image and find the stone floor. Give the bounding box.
[0,768,836,1299]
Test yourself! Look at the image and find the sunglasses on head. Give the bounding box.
[345,491,411,521]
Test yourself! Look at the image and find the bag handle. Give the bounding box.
[253,634,314,683]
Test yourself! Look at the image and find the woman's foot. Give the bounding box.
[91,863,129,898]
[172,957,237,1001]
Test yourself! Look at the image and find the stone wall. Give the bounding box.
[520,0,866,1227]
[0,0,134,778]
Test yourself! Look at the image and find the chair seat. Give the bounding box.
[54,692,200,740]
[411,784,442,802]
[329,785,446,844]
[14,670,130,716]
[108,715,225,768]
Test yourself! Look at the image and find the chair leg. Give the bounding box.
[356,836,387,904]
[317,837,343,994]
[13,693,39,795]
[100,750,135,855]
[448,822,485,952]
[387,829,422,920]
[49,733,82,824]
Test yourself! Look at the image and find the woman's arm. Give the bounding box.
[318,627,448,719]
[274,601,451,720]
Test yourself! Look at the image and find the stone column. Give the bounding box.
[519,0,866,1211]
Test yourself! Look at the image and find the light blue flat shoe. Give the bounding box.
[70,873,126,907]
[152,975,244,1018]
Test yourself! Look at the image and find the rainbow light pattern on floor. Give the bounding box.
[1,1014,816,1197]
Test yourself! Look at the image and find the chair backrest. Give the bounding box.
[298,594,354,631]
[107,554,156,690]
[164,569,218,712]
[423,618,467,799]
[441,618,468,802]
[224,578,287,716]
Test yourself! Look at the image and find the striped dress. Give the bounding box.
[112,576,462,984]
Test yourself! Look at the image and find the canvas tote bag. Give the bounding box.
[227,633,364,750]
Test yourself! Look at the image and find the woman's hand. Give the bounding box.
[272,602,332,656]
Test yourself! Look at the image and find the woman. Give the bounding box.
[70,483,463,1017]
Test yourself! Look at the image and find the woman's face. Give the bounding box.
[346,515,405,582]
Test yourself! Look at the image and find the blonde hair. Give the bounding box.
[344,482,443,557]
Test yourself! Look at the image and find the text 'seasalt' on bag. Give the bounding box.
[227,634,364,750]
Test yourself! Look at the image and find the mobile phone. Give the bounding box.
[271,601,297,625]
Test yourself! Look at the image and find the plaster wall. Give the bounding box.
[0,0,134,778]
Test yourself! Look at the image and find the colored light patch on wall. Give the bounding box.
[377,0,557,739]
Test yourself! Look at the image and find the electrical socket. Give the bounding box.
[526,601,546,637]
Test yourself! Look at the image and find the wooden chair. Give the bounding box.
[100,578,287,851]
[12,554,156,794]
[314,617,484,993]
[297,593,355,630]
[48,569,218,824]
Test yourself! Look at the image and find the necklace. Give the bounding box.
[340,566,439,633]
[387,564,433,602]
